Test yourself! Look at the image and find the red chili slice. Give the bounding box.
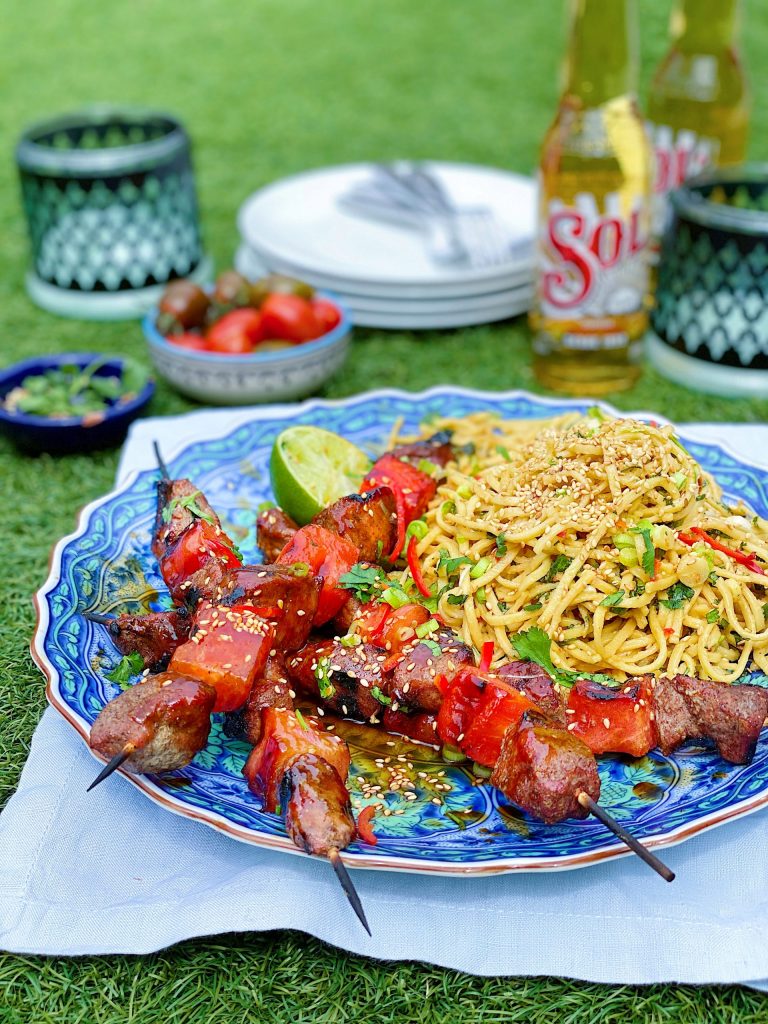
[679,527,766,577]
[356,804,378,845]
[407,535,432,598]
[478,640,494,673]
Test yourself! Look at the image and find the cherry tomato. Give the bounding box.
[206,308,263,354]
[166,332,208,351]
[311,298,342,334]
[260,294,320,343]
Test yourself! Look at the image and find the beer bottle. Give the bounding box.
[648,0,749,255]
[530,0,652,396]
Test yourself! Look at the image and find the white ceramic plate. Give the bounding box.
[234,243,533,329]
[237,163,536,299]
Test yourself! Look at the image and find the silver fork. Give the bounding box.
[337,164,515,268]
[374,162,513,268]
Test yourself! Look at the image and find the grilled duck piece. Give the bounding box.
[390,629,473,714]
[102,609,191,672]
[222,654,294,745]
[281,754,356,855]
[216,562,322,650]
[152,478,221,561]
[382,707,439,746]
[286,639,387,722]
[89,672,216,773]
[311,487,396,563]
[490,710,601,824]
[496,661,565,725]
[387,430,455,469]
[653,674,768,765]
[257,507,299,563]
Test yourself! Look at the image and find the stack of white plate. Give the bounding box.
[235,163,536,330]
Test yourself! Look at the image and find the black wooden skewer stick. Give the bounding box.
[578,792,675,882]
[328,848,371,935]
[83,611,116,626]
[153,440,171,482]
[87,744,135,792]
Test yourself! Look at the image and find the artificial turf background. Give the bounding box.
[1,0,767,1020]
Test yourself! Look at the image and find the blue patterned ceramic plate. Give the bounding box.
[33,388,768,875]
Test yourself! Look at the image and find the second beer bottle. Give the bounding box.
[531,0,652,395]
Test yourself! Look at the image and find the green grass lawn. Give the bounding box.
[1,0,767,1020]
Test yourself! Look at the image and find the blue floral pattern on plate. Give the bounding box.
[34,388,768,874]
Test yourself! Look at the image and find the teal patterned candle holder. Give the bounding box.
[16,107,211,320]
[648,164,768,398]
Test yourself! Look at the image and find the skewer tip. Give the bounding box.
[83,611,116,627]
[152,440,171,482]
[578,792,675,883]
[87,744,135,792]
[328,848,371,935]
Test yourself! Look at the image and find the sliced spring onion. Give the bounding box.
[406,518,428,541]
[470,557,492,579]
[441,744,468,763]
[415,618,439,639]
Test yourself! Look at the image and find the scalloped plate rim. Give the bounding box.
[31,386,768,876]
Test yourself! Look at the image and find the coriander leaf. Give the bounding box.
[708,571,719,586]
[706,609,721,624]
[437,550,472,576]
[371,685,392,706]
[630,522,655,577]
[421,638,443,657]
[447,593,467,606]
[763,602,768,623]
[659,582,694,610]
[544,554,572,582]
[105,652,144,687]
[495,533,507,557]
[599,590,625,607]
[631,580,646,598]
[338,563,386,603]
[524,602,542,612]
[511,627,559,681]
[495,444,512,461]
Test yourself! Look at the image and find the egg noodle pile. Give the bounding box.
[401,411,768,683]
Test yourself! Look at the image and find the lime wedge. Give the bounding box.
[269,425,372,525]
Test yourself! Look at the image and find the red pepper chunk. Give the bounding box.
[169,601,273,713]
[243,708,351,811]
[567,677,656,757]
[436,670,486,747]
[679,527,766,577]
[160,519,241,599]
[276,524,358,625]
[461,683,539,768]
[362,454,436,526]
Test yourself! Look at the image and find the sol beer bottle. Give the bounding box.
[648,0,749,256]
[531,0,652,395]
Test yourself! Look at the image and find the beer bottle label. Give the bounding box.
[649,123,719,249]
[539,192,649,322]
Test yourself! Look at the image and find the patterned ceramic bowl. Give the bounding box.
[142,293,352,405]
[648,164,768,398]
[16,107,211,320]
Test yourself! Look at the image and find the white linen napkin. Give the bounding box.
[1,408,767,989]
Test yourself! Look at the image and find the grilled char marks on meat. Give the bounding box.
[655,674,768,764]
[108,609,191,672]
[491,710,600,824]
[286,639,387,722]
[312,487,396,563]
[280,753,356,856]
[257,507,299,563]
[152,478,220,560]
[89,673,216,774]
[496,661,565,724]
[382,707,439,746]
[390,629,473,714]
[389,431,455,470]
[217,563,321,650]
[223,655,294,745]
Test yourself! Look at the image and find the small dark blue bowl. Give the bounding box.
[0,353,155,454]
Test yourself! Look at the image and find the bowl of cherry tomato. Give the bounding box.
[143,270,352,405]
